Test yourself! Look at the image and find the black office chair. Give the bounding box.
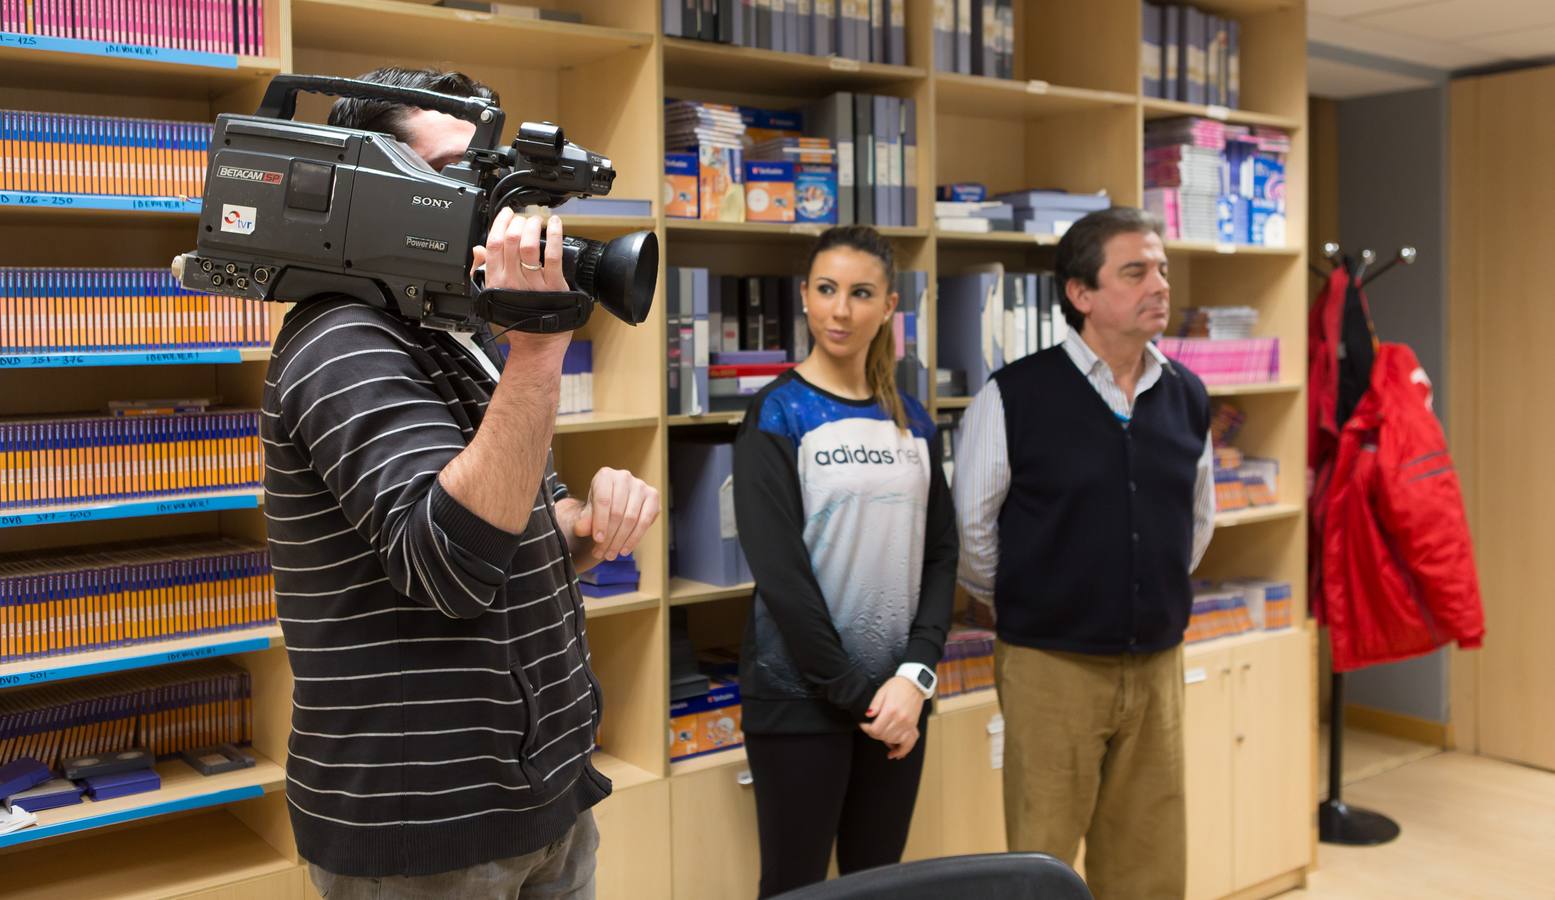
[771,853,1093,900]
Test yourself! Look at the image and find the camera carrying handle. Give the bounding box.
[255,74,507,153]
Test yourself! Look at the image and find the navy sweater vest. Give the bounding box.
[993,347,1209,654]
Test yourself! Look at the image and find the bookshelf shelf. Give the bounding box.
[1142,97,1301,131]
[0,488,264,530]
[935,74,1136,120]
[0,40,280,95]
[0,625,283,690]
[664,37,925,94]
[0,751,286,850]
[593,751,661,791]
[670,745,748,778]
[1183,624,1302,662]
[667,411,746,427]
[934,229,1061,246]
[935,395,973,409]
[290,0,653,68]
[0,193,200,221]
[554,410,661,434]
[933,689,998,715]
[554,215,660,237]
[668,219,927,241]
[668,578,755,606]
[5,810,300,900]
[584,591,662,618]
[1213,502,1302,529]
[1205,379,1303,397]
[0,348,269,369]
[1165,239,1303,258]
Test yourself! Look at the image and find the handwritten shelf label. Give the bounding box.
[0,492,259,529]
[0,349,243,369]
[0,192,200,214]
[0,31,238,69]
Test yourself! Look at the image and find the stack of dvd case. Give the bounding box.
[0,537,274,663]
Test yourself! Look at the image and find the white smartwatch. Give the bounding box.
[896,662,937,699]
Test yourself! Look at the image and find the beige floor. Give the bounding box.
[1283,750,1555,899]
[1315,724,1443,795]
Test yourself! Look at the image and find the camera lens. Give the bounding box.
[542,230,658,327]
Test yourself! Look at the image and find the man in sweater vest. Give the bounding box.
[266,68,660,898]
[953,207,1214,898]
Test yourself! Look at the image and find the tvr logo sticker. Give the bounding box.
[219,204,257,235]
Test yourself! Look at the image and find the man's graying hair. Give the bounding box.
[327,66,499,144]
[1053,206,1165,332]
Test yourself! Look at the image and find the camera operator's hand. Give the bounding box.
[474,209,572,350]
[563,468,660,563]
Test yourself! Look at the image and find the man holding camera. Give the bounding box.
[264,68,657,898]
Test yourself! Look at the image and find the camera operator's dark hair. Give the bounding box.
[327,66,499,144]
[1054,205,1163,333]
[803,225,907,431]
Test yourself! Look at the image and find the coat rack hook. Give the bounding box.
[1360,246,1418,288]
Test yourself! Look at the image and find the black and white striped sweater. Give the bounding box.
[261,297,609,878]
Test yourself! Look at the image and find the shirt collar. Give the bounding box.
[1062,329,1173,379]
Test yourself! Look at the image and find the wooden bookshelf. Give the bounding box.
[0,752,287,850]
[668,578,755,606]
[554,410,661,434]
[0,0,298,885]
[1206,379,1303,397]
[936,73,1137,120]
[933,689,999,715]
[1143,97,1301,130]
[670,746,749,778]
[290,0,653,68]
[664,37,925,93]
[0,1,1312,898]
[5,811,301,899]
[667,411,746,427]
[934,229,1061,246]
[1214,502,1303,529]
[584,591,663,618]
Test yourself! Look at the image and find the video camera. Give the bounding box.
[172,74,658,334]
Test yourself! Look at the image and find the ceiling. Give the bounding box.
[1308,0,1555,98]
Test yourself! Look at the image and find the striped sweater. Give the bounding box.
[261,297,608,878]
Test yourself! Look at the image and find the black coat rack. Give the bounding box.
[1309,241,1416,847]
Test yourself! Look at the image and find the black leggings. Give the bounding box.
[743,713,929,899]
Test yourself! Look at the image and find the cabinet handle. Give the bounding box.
[1220,666,1232,677]
[1241,662,1253,672]
[1235,734,1246,744]
[736,770,753,787]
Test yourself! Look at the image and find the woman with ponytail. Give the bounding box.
[732,225,958,897]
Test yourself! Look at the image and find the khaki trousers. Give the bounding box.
[995,640,1186,900]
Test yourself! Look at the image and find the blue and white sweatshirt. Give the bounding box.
[733,371,958,734]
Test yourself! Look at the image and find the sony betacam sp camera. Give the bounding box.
[172,74,658,334]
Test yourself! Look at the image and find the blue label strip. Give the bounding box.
[0,192,201,213]
[0,32,238,69]
[0,492,260,529]
[0,784,267,849]
[0,349,244,369]
[0,636,272,690]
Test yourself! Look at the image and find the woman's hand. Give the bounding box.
[860,676,926,760]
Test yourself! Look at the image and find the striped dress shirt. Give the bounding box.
[953,329,1216,603]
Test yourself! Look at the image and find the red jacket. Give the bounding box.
[1310,306,1485,670]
